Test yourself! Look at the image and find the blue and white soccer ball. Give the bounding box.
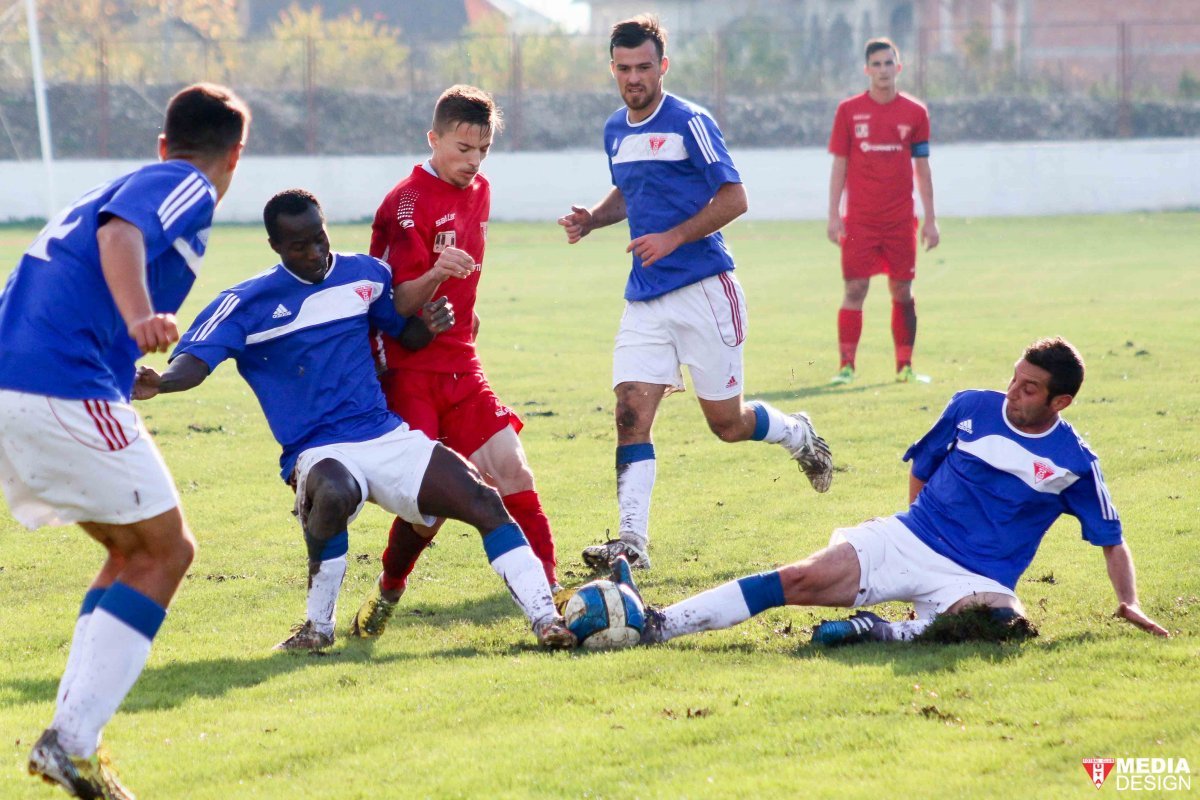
[563,578,646,650]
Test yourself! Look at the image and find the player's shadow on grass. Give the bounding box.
[750,380,917,402]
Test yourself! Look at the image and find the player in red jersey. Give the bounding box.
[349,85,562,637]
[827,37,939,385]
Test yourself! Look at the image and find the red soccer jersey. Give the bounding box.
[828,91,930,228]
[370,164,490,373]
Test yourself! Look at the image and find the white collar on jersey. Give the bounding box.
[1000,397,1062,439]
[280,253,338,286]
[625,92,670,128]
[422,159,439,178]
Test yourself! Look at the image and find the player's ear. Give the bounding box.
[427,129,438,151]
[1049,393,1073,414]
[157,134,168,162]
[661,55,669,75]
[896,62,903,74]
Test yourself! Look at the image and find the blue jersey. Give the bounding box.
[605,93,742,301]
[173,253,409,480]
[897,390,1122,590]
[0,161,216,402]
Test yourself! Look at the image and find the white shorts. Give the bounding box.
[613,272,747,401]
[0,388,180,529]
[830,515,1017,619]
[292,423,438,530]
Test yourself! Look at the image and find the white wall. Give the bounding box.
[2,139,1198,224]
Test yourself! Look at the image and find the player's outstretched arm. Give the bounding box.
[557,188,627,244]
[1103,542,1169,637]
[133,354,211,400]
[97,218,179,354]
[397,297,455,352]
[629,182,747,268]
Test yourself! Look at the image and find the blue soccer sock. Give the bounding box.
[53,582,165,758]
[748,401,790,444]
[483,523,556,625]
[55,587,107,709]
[307,531,349,637]
[616,443,655,549]
[659,570,785,642]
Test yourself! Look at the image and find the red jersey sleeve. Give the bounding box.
[828,101,852,157]
[913,104,931,147]
[369,200,390,259]
[372,189,434,289]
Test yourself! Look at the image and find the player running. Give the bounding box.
[0,83,249,800]
[351,85,564,638]
[557,15,833,572]
[827,37,939,385]
[134,189,576,652]
[626,338,1169,646]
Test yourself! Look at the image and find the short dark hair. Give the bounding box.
[432,84,503,136]
[865,37,900,63]
[163,82,249,158]
[1023,337,1085,399]
[611,14,667,60]
[263,189,322,241]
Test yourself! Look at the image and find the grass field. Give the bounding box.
[1,214,1198,799]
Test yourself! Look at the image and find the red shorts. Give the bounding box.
[379,368,522,459]
[840,218,919,281]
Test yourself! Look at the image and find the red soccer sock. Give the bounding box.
[837,308,863,369]
[380,517,430,593]
[502,489,558,585]
[892,299,917,370]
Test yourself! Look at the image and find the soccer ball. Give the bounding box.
[562,579,646,650]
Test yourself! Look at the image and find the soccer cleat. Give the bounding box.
[829,365,855,385]
[350,576,401,638]
[639,606,667,645]
[896,365,931,384]
[608,554,636,591]
[811,610,886,646]
[273,620,334,652]
[533,615,578,649]
[784,411,834,493]
[28,729,136,800]
[581,539,650,571]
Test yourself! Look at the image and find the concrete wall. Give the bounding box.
[2,139,1197,225]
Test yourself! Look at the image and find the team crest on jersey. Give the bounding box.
[898,124,912,140]
[354,285,373,303]
[1032,461,1055,484]
[433,231,456,253]
[855,123,869,138]
[648,135,667,154]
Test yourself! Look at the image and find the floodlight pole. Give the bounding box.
[24,0,56,218]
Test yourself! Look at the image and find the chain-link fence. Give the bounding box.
[2,22,1199,159]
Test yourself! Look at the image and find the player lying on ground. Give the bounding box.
[356,84,563,640]
[557,14,834,573]
[134,189,576,651]
[629,338,1169,646]
[0,83,249,800]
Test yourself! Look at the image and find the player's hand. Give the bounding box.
[422,296,455,335]
[627,230,683,269]
[133,365,162,401]
[1116,602,1170,637]
[557,205,592,244]
[129,313,179,354]
[431,247,476,281]
[921,219,940,251]
[826,216,845,245]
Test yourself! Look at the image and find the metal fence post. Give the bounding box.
[306,35,316,154]
[1118,21,1132,138]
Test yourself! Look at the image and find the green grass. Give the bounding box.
[2,214,1198,799]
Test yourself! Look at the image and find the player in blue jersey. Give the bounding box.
[628,338,1169,645]
[558,14,834,572]
[0,83,249,800]
[133,190,577,653]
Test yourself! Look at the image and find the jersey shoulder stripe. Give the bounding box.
[687,115,719,163]
[194,293,240,342]
[158,173,207,229]
[245,279,384,346]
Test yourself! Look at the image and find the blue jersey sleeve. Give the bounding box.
[903,391,969,481]
[1061,459,1123,546]
[683,113,742,194]
[366,259,406,339]
[100,164,215,262]
[173,291,247,370]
